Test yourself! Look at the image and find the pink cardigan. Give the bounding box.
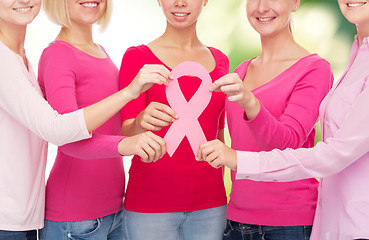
[226,54,333,226]
[236,36,369,239]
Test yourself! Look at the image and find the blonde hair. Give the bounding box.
[43,0,112,30]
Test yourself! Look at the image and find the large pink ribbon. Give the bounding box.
[164,61,212,157]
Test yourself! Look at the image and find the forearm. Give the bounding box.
[84,88,136,133]
[121,118,147,136]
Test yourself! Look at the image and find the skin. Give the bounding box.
[50,0,172,162]
[0,0,170,162]
[197,0,315,169]
[121,0,225,145]
[199,0,369,171]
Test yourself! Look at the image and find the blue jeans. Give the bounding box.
[125,205,227,240]
[223,220,312,240]
[39,210,125,240]
[0,230,37,240]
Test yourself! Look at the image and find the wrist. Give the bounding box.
[243,97,260,120]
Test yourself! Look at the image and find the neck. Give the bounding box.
[356,26,369,47]
[259,29,298,61]
[159,21,202,49]
[0,21,27,56]
[57,23,94,46]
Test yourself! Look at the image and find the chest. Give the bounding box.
[321,63,368,138]
[74,58,119,104]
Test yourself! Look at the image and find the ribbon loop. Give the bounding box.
[164,61,212,157]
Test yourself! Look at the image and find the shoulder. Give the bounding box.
[301,54,332,71]
[208,47,229,72]
[40,41,78,65]
[123,45,152,59]
[208,46,228,61]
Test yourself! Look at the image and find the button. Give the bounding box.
[245,176,250,179]
[67,233,71,237]
[273,179,278,182]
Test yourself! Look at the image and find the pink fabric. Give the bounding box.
[236,36,369,239]
[119,45,228,213]
[0,40,90,230]
[226,54,333,226]
[38,41,125,221]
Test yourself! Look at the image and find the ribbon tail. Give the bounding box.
[186,120,208,157]
[164,122,186,157]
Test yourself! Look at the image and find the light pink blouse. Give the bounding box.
[236,36,369,239]
[0,41,90,231]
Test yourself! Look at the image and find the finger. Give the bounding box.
[209,157,223,169]
[154,103,178,120]
[200,144,216,162]
[140,141,156,163]
[148,132,167,158]
[211,74,240,91]
[135,148,149,162]
[204,151,218,166]
[146,137,162,162]
[228,93,244,102]
[152,65,172,81]
[220,84,242,94]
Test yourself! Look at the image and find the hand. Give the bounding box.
[125,64,172,100]
[196,139,237,170]
[135,102,178,132]
[210,73,260,119]
[118,131,166,163]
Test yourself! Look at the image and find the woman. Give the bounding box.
[198,0,369,239]
[37,0,169,239]
[197,0,333,239]
[0,0,166,239]
[119,0,229,239]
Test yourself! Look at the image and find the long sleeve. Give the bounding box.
[244,58,333,151]
[38,43,123,159]
[0,49,90,146]
[236,80,369,181]
[119,46,147,123]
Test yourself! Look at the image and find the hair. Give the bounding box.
[43,0,112,31]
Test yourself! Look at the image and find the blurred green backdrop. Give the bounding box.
[195,0,356,200]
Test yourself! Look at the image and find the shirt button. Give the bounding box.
[273,180,278,182]
[245,176,250,179]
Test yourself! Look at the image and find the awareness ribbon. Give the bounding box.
[164,61,212,157]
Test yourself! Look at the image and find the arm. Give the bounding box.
[119,48,177,137]
[234,81,369,181]
[0,54,90,146]
[211,60,333,151]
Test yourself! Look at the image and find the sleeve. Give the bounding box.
[236,78,369,182]
[245,59,333,151]
[0,53,91,146]
[119,46,147,123]
[216,48,230,130]
[39,45,123,159]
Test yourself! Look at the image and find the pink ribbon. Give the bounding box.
[164,61,212,157]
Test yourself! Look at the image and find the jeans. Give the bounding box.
[39,210,125,240]
[0,230,37,240]
[223,220,312,240]
[125,205,227,240]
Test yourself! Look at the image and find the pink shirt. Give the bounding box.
[236,36,369,239]
[0,41,90,230]
[120,45,228,213]
[38,41,124,221]
[226,54,333,226]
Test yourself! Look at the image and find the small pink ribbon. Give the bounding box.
[164,61,212,157]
